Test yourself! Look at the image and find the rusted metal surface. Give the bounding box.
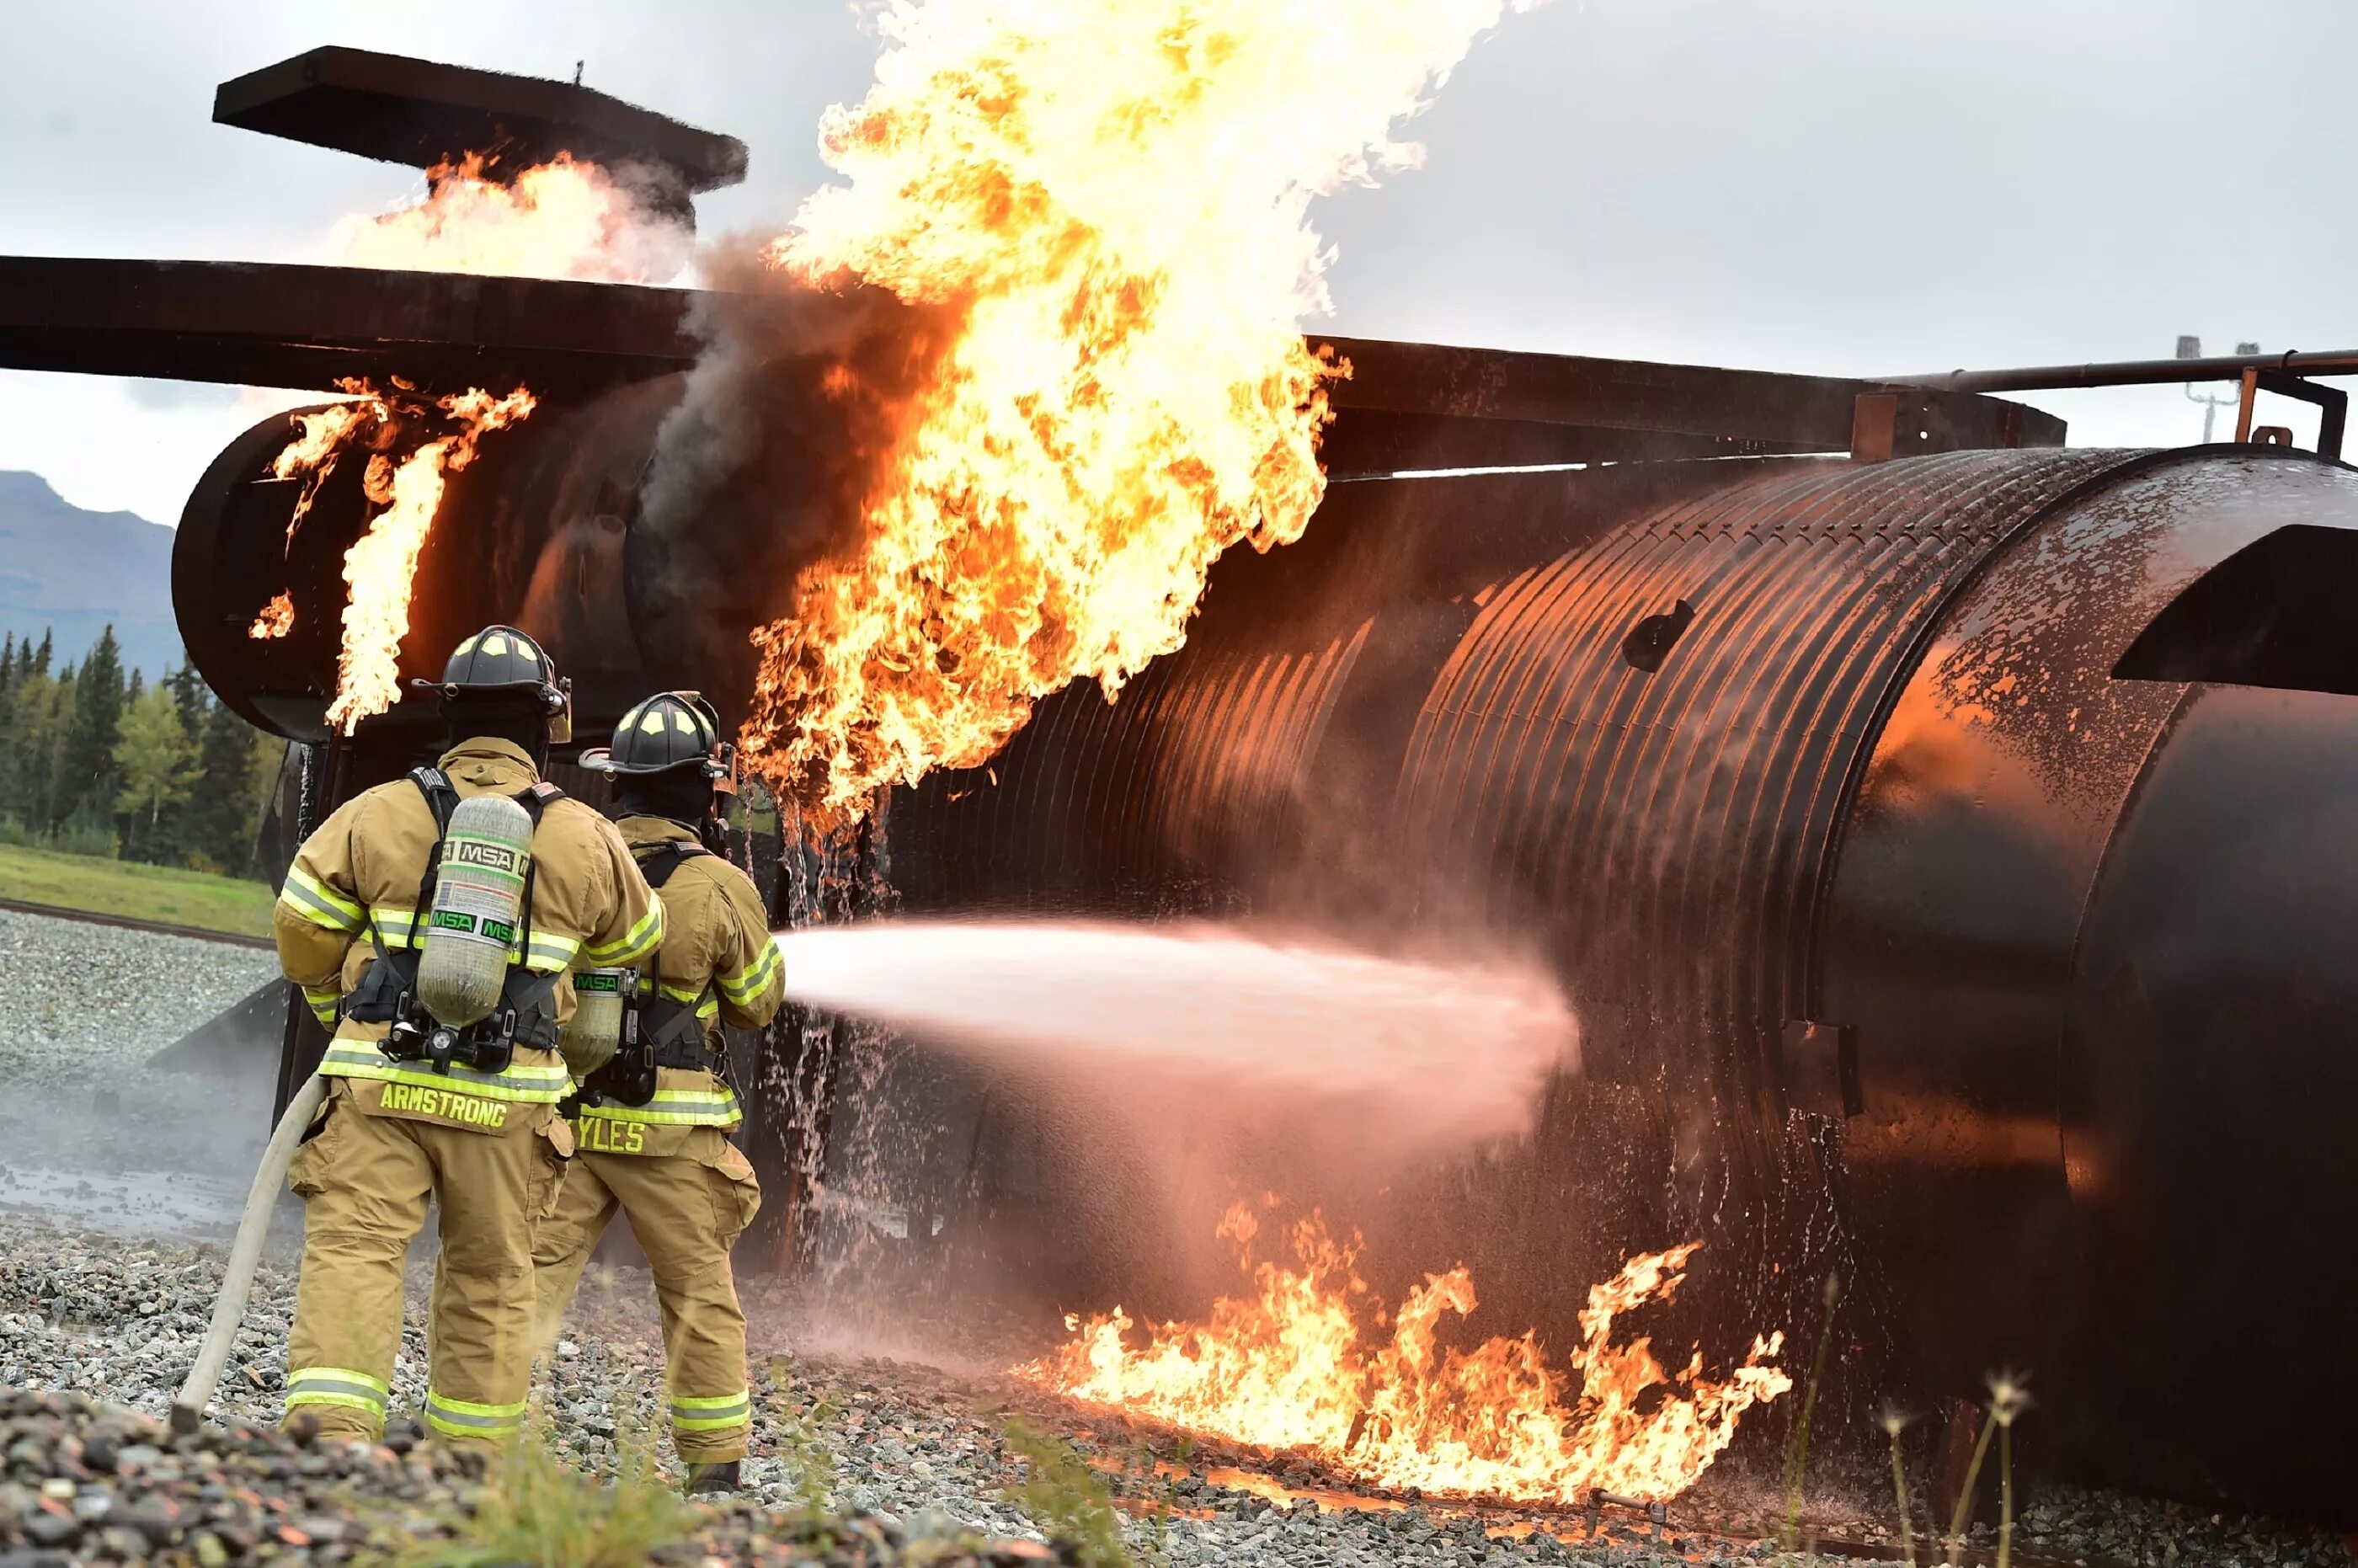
[0,258,698,395]
[2229,365,2346,456]
[869,444,2358,1520]
[1819,450,2358,1512]
[1395,450,2124,1102]
[1317,334,2064,472]
[0,253,2067,475]
[214,45,747,193]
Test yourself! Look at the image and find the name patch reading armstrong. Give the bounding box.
[377,1081,509,1128]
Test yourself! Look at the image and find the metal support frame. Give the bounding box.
[2233,366,2347,459]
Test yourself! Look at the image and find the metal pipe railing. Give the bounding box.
[1897,349,2358,394]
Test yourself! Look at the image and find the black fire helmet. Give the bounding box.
[579,691,737,792]
[408,624,573,744]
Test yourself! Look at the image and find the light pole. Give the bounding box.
[2179,334,2259,443]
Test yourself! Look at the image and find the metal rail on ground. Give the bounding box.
[0,895,273,951]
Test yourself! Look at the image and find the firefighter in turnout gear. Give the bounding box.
[531,691,783,1492]
[272,627,664,1446]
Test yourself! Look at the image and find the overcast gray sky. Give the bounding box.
[3,0,2355,524]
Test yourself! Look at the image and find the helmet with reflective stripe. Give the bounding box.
[409,625,573,744]
[579,691,735,787]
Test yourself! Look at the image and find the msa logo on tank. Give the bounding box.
[560,966,632,1078]
[417,795,536,1029]
[447,837,526,875]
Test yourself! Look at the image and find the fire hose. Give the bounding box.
[170,1073,327,1434]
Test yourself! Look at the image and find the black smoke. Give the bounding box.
[629,240,961,723]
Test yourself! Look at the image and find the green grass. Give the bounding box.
[0,843,275,939]
[383,1410,699,1568]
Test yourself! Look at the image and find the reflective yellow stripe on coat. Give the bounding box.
[583,903,664,967]
[367,907,582,973]
[316,1048,573,1105]
[573,1085,744,1129]
[717,942,782,1009]
[279,867,365,933]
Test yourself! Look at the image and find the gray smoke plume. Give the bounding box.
[630,241,960,718]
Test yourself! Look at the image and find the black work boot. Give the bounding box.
[685,1459,740,1495]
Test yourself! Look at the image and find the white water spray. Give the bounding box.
[772,920,1576,1153]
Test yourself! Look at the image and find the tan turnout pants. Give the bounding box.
[281,1080,570,1444]
[531,1128,761,1463]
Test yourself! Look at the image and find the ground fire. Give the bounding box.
[1016,1200,1789,1506]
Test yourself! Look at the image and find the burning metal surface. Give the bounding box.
[247,591,295,641]
[261,381,536,729]
[1016,1201,1790,1508]
[738,0,1544,823]
[330,151,691,284]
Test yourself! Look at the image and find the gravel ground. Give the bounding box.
[0,911,280,1241]
[0,910,276,1088]
[0,907,2354,1565]
[0,1212,2349,1567]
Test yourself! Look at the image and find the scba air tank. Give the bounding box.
[560,968,630,1078]
[416,794,536,1028]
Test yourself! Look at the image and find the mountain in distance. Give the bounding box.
[0,471,183,680]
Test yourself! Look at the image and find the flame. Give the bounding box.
[248,592,295,641]
[1016,1204,1789,1506]
[264,382,538,732]
[740,0,1539,822]
[331,151,689,283]
[240,144,629,714]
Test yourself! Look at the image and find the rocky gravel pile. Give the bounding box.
[0,1386,1075,1567]
[0,911,275,1087]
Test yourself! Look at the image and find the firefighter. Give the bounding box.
[271,627,664,1447]
[531,691,782,1493]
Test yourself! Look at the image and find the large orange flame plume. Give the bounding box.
[739,0,1543,823]
[1016,1201,1790,1507]
[332,151,690,283]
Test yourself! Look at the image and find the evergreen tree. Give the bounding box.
[0,634,15,826]
[30,631,51,679]
[184,695,269,872]
[167,662,202,725]
[152,664,210,862]
[115,685,197,859]
[57,629,125,847]
[16,668,70,838]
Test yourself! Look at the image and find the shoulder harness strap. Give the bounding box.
[505,782,566,970]
[633,839,714,891]
[404,769,462,952]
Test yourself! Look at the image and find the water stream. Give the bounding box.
[771,919,1576,1153]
